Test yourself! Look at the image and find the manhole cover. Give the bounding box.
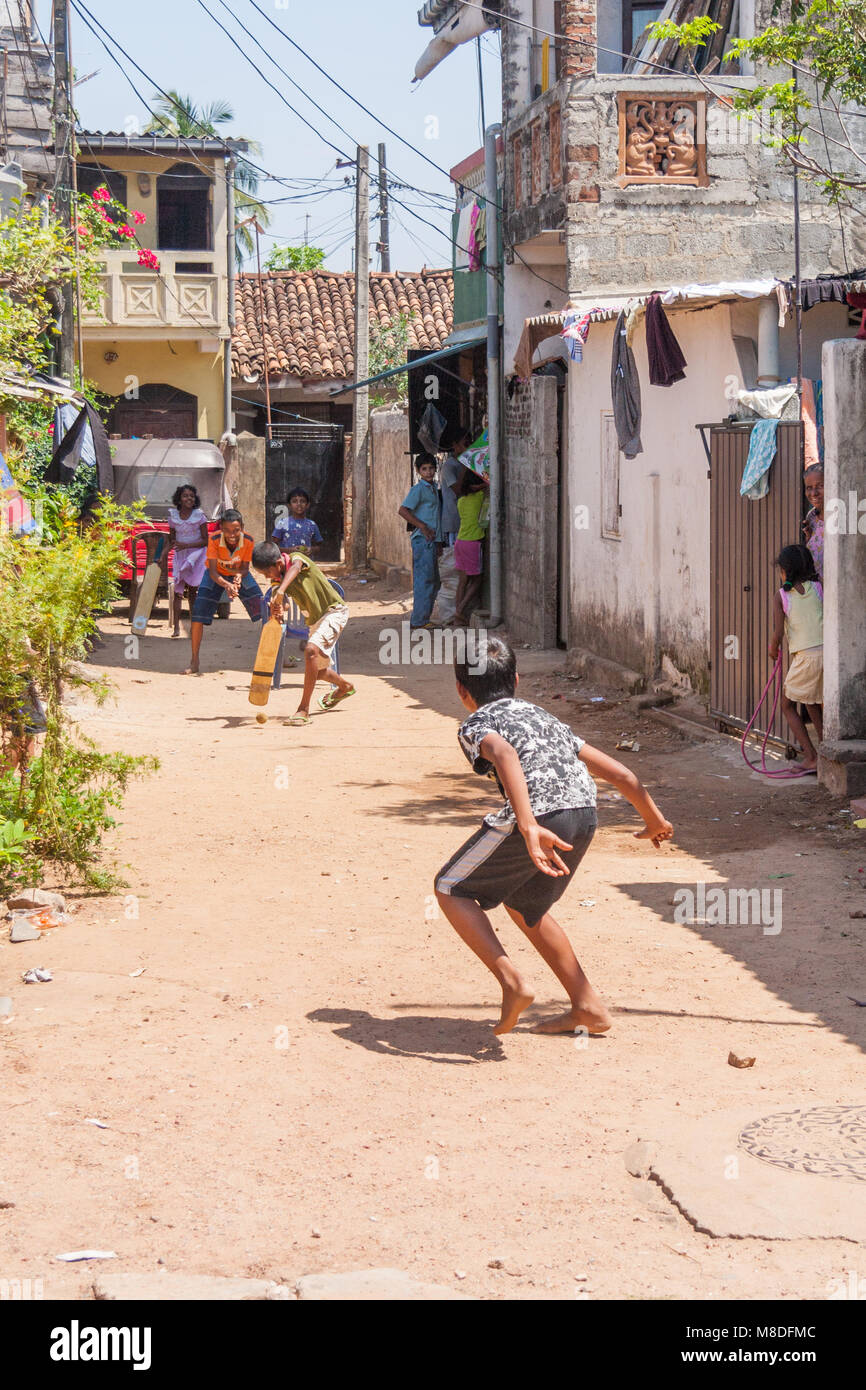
[739,1105,866,1184]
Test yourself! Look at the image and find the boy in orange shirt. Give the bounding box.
[183,509,264,675]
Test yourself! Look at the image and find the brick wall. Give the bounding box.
[561,0,595,78]
[503,374,560,645]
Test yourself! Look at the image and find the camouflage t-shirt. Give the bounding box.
[458,698,597,828]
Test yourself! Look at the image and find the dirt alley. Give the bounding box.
[2,571,865,1300]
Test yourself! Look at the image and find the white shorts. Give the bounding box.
[307,603,348,667]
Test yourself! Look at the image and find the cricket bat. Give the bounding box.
[131,533,167,635]
[249,617,284,707]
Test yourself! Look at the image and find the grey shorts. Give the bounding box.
[435,806,597,929]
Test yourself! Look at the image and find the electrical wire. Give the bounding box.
[67,0,336,198]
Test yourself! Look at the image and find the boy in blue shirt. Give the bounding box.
[398,454,442,630]
[271,488,323,555]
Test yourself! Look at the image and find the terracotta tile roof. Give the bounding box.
[232,269,454,382]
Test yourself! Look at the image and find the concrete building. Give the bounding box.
[493,0,864,729]
[77,133,237,442]
[0,1,52,188]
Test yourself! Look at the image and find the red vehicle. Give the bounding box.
[112,439,230,611]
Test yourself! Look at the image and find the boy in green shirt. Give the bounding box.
[251,541,354,726]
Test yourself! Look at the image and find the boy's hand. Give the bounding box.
[769,641,779,660]
[634,816,673,850]
[521,822,573,877]
[270,594,284,619]
[420,523,435,542]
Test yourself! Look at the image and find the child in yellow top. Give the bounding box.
[453,472,489,627]
[770,543,823,771]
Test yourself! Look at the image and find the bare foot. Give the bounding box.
[532,1003,613,1036]
[171,629,181,639]
[493,981,535,1035]
[181,666,200,676]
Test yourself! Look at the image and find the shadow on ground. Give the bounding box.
[308,1007,506,1064]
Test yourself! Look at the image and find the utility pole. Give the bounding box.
[351,144,370,571]
[53,0,75,381]
[377,142,390,272]
[253,218,272,439]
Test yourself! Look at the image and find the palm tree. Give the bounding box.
[144,92,271,263]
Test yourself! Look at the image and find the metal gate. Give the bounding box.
[265,423,345,563]
[708,421,804,744]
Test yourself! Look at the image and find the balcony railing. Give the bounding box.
[83,249,226,334]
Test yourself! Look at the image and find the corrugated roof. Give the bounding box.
[76,130,242,156]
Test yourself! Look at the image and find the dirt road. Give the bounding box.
[2,574,865,1300]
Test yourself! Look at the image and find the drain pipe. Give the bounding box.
[485,122,503,626]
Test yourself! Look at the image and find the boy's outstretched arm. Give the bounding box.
[578,745,673,849]
[479,732,573,876]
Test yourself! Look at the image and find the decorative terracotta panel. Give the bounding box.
[617,93,709,187]
[549,105,562,189]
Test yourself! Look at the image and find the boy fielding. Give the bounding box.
[435,635,673,1036]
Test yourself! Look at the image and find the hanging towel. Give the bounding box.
[561,307,594,363]
[611,311,643,459]
[735,384,798,420]
[455,203,474,271]
[740,419,779,499]
[801,379,820,469]
[467,203,482,271]
[47,402,114,494]
[645,293,687,386]
[417,401,447,455]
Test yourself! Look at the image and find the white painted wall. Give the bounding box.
[565,302,742,682]
[503,257,567,372]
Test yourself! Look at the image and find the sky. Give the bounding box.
[37,0,502,273]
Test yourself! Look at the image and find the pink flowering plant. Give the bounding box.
[75,186,161,284]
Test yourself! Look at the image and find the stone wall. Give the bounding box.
[500,3,864,283]
[503,373,560,645]
[370,409,413,576]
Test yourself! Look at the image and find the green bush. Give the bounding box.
[0,492,157,891]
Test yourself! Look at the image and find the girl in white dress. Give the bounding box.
[167,484,208,637]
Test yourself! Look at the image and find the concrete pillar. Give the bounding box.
[235,430,267,546]
[818,338,866,796]
[757,296,781,386]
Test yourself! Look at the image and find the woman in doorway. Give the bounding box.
[802,464,824,582]
[166,484,208,637]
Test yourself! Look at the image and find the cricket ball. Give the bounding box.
[256,713,268,725]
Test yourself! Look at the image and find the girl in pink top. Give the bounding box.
[167,484,208,637]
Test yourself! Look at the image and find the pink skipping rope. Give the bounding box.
[740,655,815,779]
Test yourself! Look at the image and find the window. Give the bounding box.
[601,413,622,539]
[156,164,213,251]
[77,163,128,207]
[623,1,664,62]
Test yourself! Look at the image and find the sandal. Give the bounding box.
[319,685,356,712]
[287,713,312,726]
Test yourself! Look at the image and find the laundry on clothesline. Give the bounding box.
[645,293,687,387]
[740,418,780,499]
[560,307,598,363]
